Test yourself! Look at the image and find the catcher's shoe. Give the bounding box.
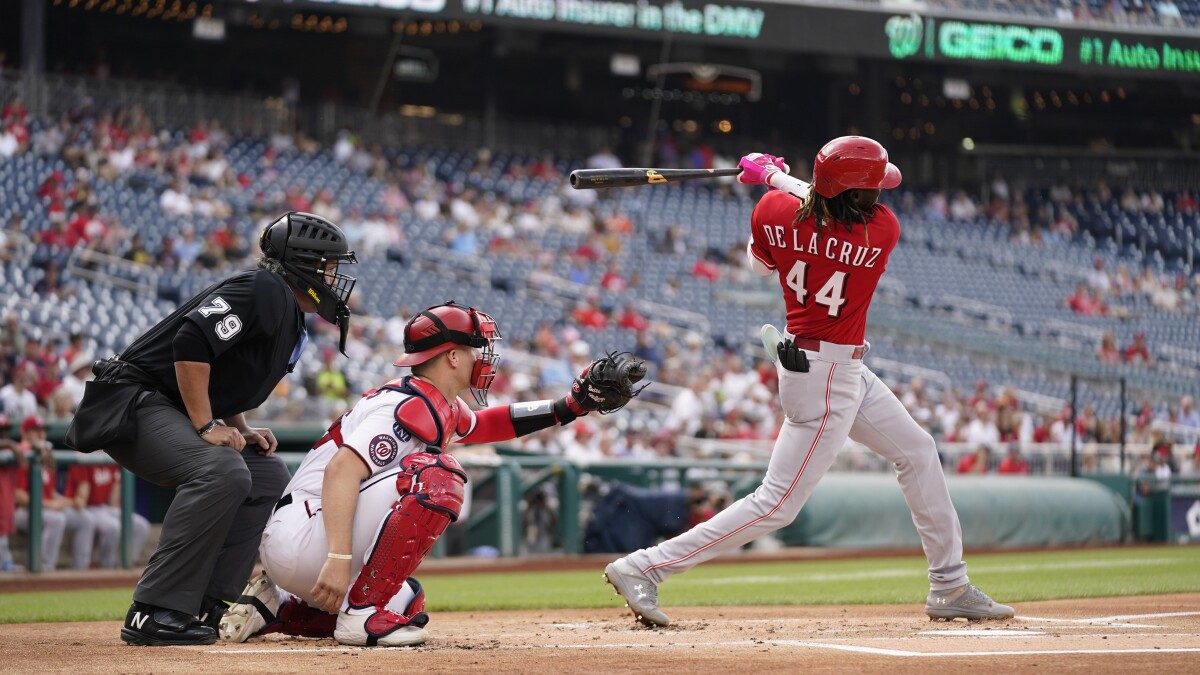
[334,610,428,647]
[604,558,670,627]
[925,583,1015,621]
[219,572,281,642]
[334,578,429,647]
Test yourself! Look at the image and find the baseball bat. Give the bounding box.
[569,167,741,189]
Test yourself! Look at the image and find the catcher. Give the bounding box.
[219,301,645,647]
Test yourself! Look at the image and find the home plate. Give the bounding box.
[918,629,1041,637]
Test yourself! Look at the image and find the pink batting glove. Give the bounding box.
[736,153,791,187]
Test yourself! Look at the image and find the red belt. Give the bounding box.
[793,337,866,360]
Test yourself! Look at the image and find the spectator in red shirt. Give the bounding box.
[616,305,648,332]
[571,298,607,329]
[1,96,27,123]
[967,379,994,411]
[1122,331,1152,365]
[691,256,720,281]
[36,170,67,202]
[67,460,150,568]
[600,261,628,292]
[1174,191,1198,214]
[1066,283,1107,316]
[38,218,71,249]
[956,445,992,474]
[0,414,24,570]
[32,356,63,407]
[997,446,1030,475]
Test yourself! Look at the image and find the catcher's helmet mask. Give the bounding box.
[812,136,902,199]
[260,212,358,354]
[394,301,502,406]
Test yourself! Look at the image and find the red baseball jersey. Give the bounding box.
[67,465,121,507]
[748,190,901,345]
[16,465,54,501]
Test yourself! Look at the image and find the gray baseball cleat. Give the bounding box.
[925,583,1015,621]
[604,558,670,627]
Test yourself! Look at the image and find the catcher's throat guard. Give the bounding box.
[347,452,467,612]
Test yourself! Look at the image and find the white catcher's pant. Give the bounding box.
[626,340,969,591]
[258,466,453,614]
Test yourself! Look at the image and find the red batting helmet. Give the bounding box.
[394,302,502,406]
[812,136,902,199]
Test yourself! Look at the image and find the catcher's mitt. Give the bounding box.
[570,351,649,414]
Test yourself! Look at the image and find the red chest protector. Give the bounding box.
[381,376,475,450]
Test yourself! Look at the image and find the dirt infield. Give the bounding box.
[2,594,1197,673]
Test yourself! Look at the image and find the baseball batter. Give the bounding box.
[605,138,1014,625]
[219,302,646,647]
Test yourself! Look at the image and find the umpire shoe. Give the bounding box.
[925,583,1015,621]
[121,602,218,646]
[604,558,671,627]
[219,572,280,643]
[197,596,230,632]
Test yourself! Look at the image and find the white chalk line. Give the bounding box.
[767,641,1200,657]
[205,639,1200,657]
[1015,611,1200,624]
[204,611,1200,657]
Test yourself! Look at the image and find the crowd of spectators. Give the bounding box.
[2,96,1197,493]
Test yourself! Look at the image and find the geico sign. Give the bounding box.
[939,21,1063,65]
[308,0,448,12]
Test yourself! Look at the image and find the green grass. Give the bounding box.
[2,547,1198,624]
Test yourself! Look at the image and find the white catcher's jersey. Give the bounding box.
[283,379,478,501]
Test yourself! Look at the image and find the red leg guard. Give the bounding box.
[348,452,466,611]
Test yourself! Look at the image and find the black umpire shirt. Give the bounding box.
[121,270,306,420]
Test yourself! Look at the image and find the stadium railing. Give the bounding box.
[6,435,1195,571]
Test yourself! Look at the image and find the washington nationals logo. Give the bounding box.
[368,434,399,466]
[886,13,924,60]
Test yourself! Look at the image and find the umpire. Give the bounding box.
[69,212,357,646]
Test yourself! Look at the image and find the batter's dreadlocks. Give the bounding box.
[793,190,878,242]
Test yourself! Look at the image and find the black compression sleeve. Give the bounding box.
[510,399,577,437]
[172,320,216,363]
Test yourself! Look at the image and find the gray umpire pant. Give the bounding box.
[106,392,291,617]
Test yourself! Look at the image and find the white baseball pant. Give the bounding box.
[259,467,420,614]
[14,507,96,570]
[625,339,969,591]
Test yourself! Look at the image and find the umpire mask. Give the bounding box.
[260,212,359,354]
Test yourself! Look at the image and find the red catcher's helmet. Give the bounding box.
[811,136,902,199]
[393,301,502,406]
